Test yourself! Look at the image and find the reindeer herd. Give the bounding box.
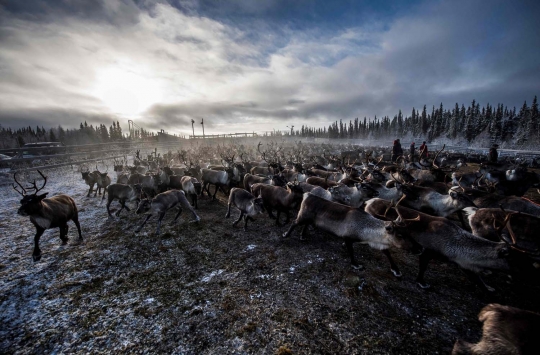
[12,141,540,353]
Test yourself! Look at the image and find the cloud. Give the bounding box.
[0,0,539,136]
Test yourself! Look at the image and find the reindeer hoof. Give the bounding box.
[282,232,289,238]
[351,264,364,270]
[417,282,431,289]
[32,253,42,262]
[225,214,230,219]
[391,269,402,278]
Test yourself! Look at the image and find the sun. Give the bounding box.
[92,65,163,117]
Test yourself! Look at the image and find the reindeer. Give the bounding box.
[94,166,111,197]
[327,183,380,208]
[105,183,143,218]
[243,173,287,192]
[13,170,82,261]
[225,188,265,230]
[283,193,419,272]
[455,186,540,215]
[251,182,304,225]
[180,176,202,208]
[201,168,233,199]
[453,304,540,354]
[305,176,339,189]
[135,190,200,235]
[365,197,512,291]
[80,165,99,197]
[394,181,476,227]
[362,181,403,201]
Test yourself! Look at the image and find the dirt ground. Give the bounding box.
[1,166,539,354]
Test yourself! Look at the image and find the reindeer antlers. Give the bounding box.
[28,170,47,194]
[12,172,26,196]
[13,170,47,196]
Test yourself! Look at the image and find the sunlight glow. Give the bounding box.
[92,66,163,117]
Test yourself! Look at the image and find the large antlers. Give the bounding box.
[13,170,47,196]
[28,170,48,194]
[12,172,27,196]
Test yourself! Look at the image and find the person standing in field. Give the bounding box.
[419,141,428,160]
[488,144,499,163]
[391,139,403,162]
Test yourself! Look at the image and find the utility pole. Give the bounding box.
[201,118,205,139]
[191,119,195,138]
[287,125,294,136]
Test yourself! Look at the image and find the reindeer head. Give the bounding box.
[327,185,352,204]
[135,198,152,215]
[252,194,265,214]
[13,170,48,217]
[449,190,477,208]
[381,196,423,253]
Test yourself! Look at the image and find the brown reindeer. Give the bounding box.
[251,182,304,225]
[283,193,420,272]
[453,304,540,354]
[14,170,82,261]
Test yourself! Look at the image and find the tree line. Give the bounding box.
[0,121,157,148]
[290,96,539,148]
[0,96,538,149]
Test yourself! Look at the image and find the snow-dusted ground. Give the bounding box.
[1,165,540,354]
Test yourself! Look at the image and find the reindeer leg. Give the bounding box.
[60,224,69,244]
[300,224,310,240]
[73,216,83,240]
[87,184,93,197]
[462,269,495,292]
[107,199,114,219]
[33,227,45,262]
[155,211,166,235]
[416,250,433,289]
[275,210,283,226]
[225,203,232,218]
[123,201,131,212]
[266,204,276,219]
[212,185,219,200]
[192,194,198,209]
[345,239,362,269]
[115,200,125,217]
[283,220,299,238]
[136,214,152,233]
[382,249,402,278]
[284,210,291,224]
[172,207,183,224]
[233,212,244,227]
[243,215,250,231]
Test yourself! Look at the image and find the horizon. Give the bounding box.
[1,0,539,136]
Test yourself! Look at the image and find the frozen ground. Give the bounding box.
[1,166,539,354]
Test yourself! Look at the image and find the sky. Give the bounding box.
[0,0,539,136]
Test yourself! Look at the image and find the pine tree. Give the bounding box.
[530,95,539,144]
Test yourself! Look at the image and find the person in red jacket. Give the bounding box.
[419,141,428,159]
